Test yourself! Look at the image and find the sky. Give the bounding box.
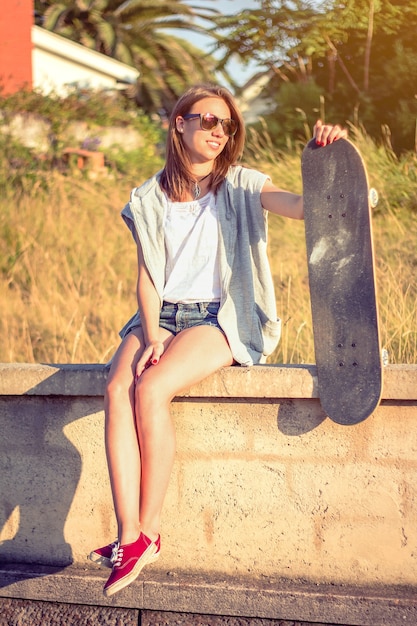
[180,0,261,87]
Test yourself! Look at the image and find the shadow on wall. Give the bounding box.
[277,398,327,436]
[0,376,105,586]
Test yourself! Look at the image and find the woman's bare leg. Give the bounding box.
[134,325,234,541]
[104,327,174,544]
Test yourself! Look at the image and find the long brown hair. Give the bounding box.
[159,84,246,201]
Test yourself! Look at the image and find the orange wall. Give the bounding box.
[0,0,33,94]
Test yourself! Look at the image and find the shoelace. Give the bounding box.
[111,541,121,567]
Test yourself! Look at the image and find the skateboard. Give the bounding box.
[301,137,382,425]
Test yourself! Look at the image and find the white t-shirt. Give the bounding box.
[162,192,221,303]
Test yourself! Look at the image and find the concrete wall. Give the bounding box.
[1,113,145,154]
[0,363,416,625]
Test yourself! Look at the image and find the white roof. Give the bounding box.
[32,25,139,95]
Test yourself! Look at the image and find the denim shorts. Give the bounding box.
[120,301,223,340]
[159,301,222,335]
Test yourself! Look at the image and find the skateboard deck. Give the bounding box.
[301,137,382,425]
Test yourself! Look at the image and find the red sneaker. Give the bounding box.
[88,540,119,569]
[103,532,160,597]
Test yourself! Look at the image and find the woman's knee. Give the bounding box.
[105,331,144,404]
[134,369,172,414]
[105,370,133,408]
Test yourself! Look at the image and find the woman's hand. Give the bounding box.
[135,340,165,381]
[313,119,348,146]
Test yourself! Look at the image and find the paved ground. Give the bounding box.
[0,597,343,626]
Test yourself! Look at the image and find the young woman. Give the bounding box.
[88,84,347,596]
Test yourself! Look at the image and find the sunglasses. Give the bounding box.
[182,112,238,137]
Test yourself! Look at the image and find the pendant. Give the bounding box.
[192,172,211,200]
[193,182,201,199]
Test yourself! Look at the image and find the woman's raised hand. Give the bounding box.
[313,119,348,146]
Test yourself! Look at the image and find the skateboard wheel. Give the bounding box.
[369,188,378,208]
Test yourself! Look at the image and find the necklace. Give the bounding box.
[192,172,212,200]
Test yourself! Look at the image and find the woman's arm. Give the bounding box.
[260,120,347,220]
[261,185,304,220]
[135,238,165,377]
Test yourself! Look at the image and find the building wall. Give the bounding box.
[0,0,33,94]
[32,45,115,95]
[0,2,138,96]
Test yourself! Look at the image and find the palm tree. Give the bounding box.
[34,0,220,114]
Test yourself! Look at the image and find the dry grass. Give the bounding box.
[0,174,137,363]
[1,131,416,364]
[245,127,417,364]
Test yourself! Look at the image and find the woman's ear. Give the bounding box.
[176,116,184,133]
